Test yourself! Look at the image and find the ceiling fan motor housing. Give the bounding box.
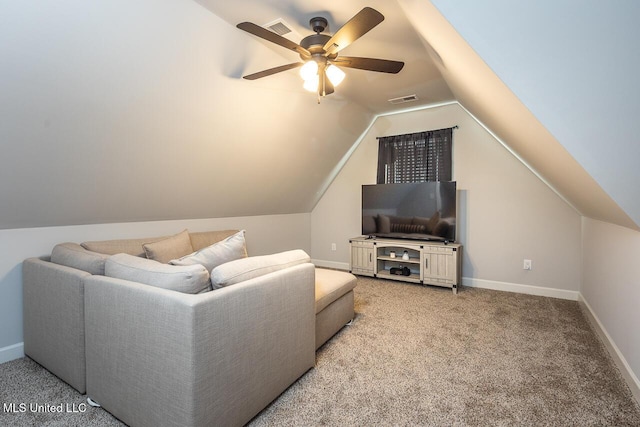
[309,16,328,33]
[300,33,333,58]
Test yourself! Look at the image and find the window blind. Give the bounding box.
[376,127,453,184]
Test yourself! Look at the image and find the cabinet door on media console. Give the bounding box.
[421,245,459,286]
[350,239,375,276]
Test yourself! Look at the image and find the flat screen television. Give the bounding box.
[362,181,457,242]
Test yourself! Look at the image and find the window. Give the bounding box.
[376,128,453,184]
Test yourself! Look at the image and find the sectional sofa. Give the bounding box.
[23,229,356,427]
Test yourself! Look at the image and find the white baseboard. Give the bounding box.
[462,277,580,301]
[578,295,640,403]
[311,262,579,301]
[312,259,350,271]
[0,342,24,365]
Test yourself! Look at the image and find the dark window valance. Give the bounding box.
[376,127,454,184]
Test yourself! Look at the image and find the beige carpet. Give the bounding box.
[250,278,640,426]
[1,277,639,426]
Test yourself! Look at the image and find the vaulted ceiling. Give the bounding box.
[1,0,638,231]
[193,0,453,112]
[424,0,640,230]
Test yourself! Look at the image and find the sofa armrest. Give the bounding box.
[84,262,316,427]
[23,258,90,393]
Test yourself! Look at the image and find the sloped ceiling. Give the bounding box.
[193,0,453,112]
[0,0,451,229]
[407,0,639,230]
[0,0,637,231]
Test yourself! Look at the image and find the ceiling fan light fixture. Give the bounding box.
[326,64,345,87]
[300,61,318,82]
[303,74,319,92]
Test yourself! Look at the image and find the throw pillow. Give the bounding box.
[142,229,194,264]
[170,230,247,272]
[189,230,241,251]
[105,253,211,294]
[51,242,110,275]
[81,235,168,257]
[210,249,310,289]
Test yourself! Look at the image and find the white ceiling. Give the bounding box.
[192,0,453,113]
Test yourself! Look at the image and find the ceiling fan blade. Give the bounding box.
[323,7,384,56]
[243,62,304,80]
[333,56,404,74]
[237,22,310,57]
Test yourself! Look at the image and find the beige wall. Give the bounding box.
[581,218,640,391]
[311,103,582,296]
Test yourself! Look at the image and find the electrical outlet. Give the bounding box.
[331,243,337,251]
[523,259,532,270]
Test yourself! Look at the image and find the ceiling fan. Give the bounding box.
[236,7,404,98]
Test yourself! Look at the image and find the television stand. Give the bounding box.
[349,236,462,294]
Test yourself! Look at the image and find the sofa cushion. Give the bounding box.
[80,230,234,257]
[51,243,110,275]
[142,229,194,264]
[170,230,247,272]
[189,230,242,251]
[81,236,169,256]
[105,253,210,294]
[315,268,357,314]
[210,249,310,289]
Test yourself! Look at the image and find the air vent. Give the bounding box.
[263,18,303,42]
[266,20,292,36]
[388,94,418,104]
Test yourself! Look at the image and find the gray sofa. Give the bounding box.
[23,229,356,427]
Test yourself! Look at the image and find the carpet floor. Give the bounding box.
[2,277,639,426]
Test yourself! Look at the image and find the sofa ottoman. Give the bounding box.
[315,268,357,349]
